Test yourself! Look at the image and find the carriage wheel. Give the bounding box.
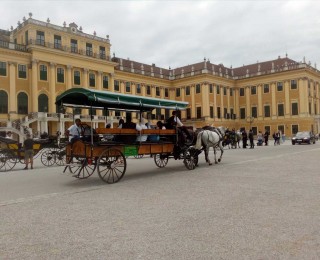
[55,148,66,166]
[40,149,56,167]
[154,153,169,168]
[65,156,96,179]
[97,148,126,184]
[183,147,198,170]
[134,154,143,159]
[0,150,17,172]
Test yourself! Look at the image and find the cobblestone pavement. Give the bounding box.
[0,142,319,259]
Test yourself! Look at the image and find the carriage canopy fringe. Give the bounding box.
[56,88,189,111]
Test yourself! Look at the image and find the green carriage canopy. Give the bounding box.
[56,88,189,111]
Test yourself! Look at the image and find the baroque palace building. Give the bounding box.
[1,14,320,139]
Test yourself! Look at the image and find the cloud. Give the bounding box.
[1,0,320,69]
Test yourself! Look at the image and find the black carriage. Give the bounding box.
[0,135,66,172]
[56,88,199,184]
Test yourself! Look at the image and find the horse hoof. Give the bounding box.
[215,162,218,164]
[218,159,221,162]
[209,163,212,165]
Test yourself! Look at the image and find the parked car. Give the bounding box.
[292,131,316,145]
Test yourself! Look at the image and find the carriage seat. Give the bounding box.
[95,128,176,144]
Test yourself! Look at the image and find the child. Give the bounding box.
[24,134,34,170]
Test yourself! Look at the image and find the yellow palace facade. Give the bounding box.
[1,15,320,138]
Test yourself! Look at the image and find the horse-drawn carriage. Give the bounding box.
[56,88,201,184]
[0,135,66,172]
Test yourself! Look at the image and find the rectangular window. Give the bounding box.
[308,102,311,114]
[176,88,180,97]
[278,125,284,135]
[251,86,256,95]
[196,107,201,119]
[292,102,298,115]
[223,87,227,96]
[114,80,120,91]
[25,30,28,45]
[146,85,151,95]
[0,62,6,76]
[99,46,106,59]
[217,107,221,119]
[224,108,228,118]
[230,108,234,119]
[264,84,269,93]
[86,43,93,56]
[196,84,201,94]
[126,82,131,92]
[240,87,245,96]
[57,68,64,83]
[74,71,80,85]
[164,88,168,97]
[277,82,283,91]
[39,65,47,81]
[136,84,141,94]
[210,106,214,118]
[186,108,191,119]
[186,86,190,95]
[251,107,257,118]
[230,88,233,96]
[54,35,62,49]
[240,108,245,119]
[89,73,95,87]
[292,124,299,135]
[278,104,284,116]
[209,84,213,93]
[18,64,27,79]
[264,105,270,117]
[216,85,220,94]
[291,80,297,89]
[165,109,170,120]
[103,75,108,89]
[71,40,78,54]
[156,86,160,96]
[252,127,257,136]
[36,31,45,46]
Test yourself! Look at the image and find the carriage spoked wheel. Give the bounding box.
[55,148,66,166]
[97,148,127,184]
[40,148,56,167]
[183,147,198,170]
[154,153,169,168]
[0,149,17,172]
[65,156,96,179]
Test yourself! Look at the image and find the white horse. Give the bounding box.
[194,126,226,165]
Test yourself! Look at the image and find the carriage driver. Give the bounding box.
[167,111,193,144]
[66,118,83,143]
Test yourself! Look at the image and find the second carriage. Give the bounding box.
[56,88,200,184]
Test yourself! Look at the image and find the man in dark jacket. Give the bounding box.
[23,134,34,170]
[249,129,254,148]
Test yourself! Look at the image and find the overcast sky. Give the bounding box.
[1,0,320,69]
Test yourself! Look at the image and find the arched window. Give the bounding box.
[38,94,48,112]
[0,90,8,114]
[17,92,28,114]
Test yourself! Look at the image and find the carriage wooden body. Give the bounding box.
[57,88,199,184]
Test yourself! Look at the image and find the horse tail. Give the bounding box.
[195,131,203,150]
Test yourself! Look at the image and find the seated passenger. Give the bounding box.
[156,121,166,130]
[117,116,136,143]
[136,118,148,142]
